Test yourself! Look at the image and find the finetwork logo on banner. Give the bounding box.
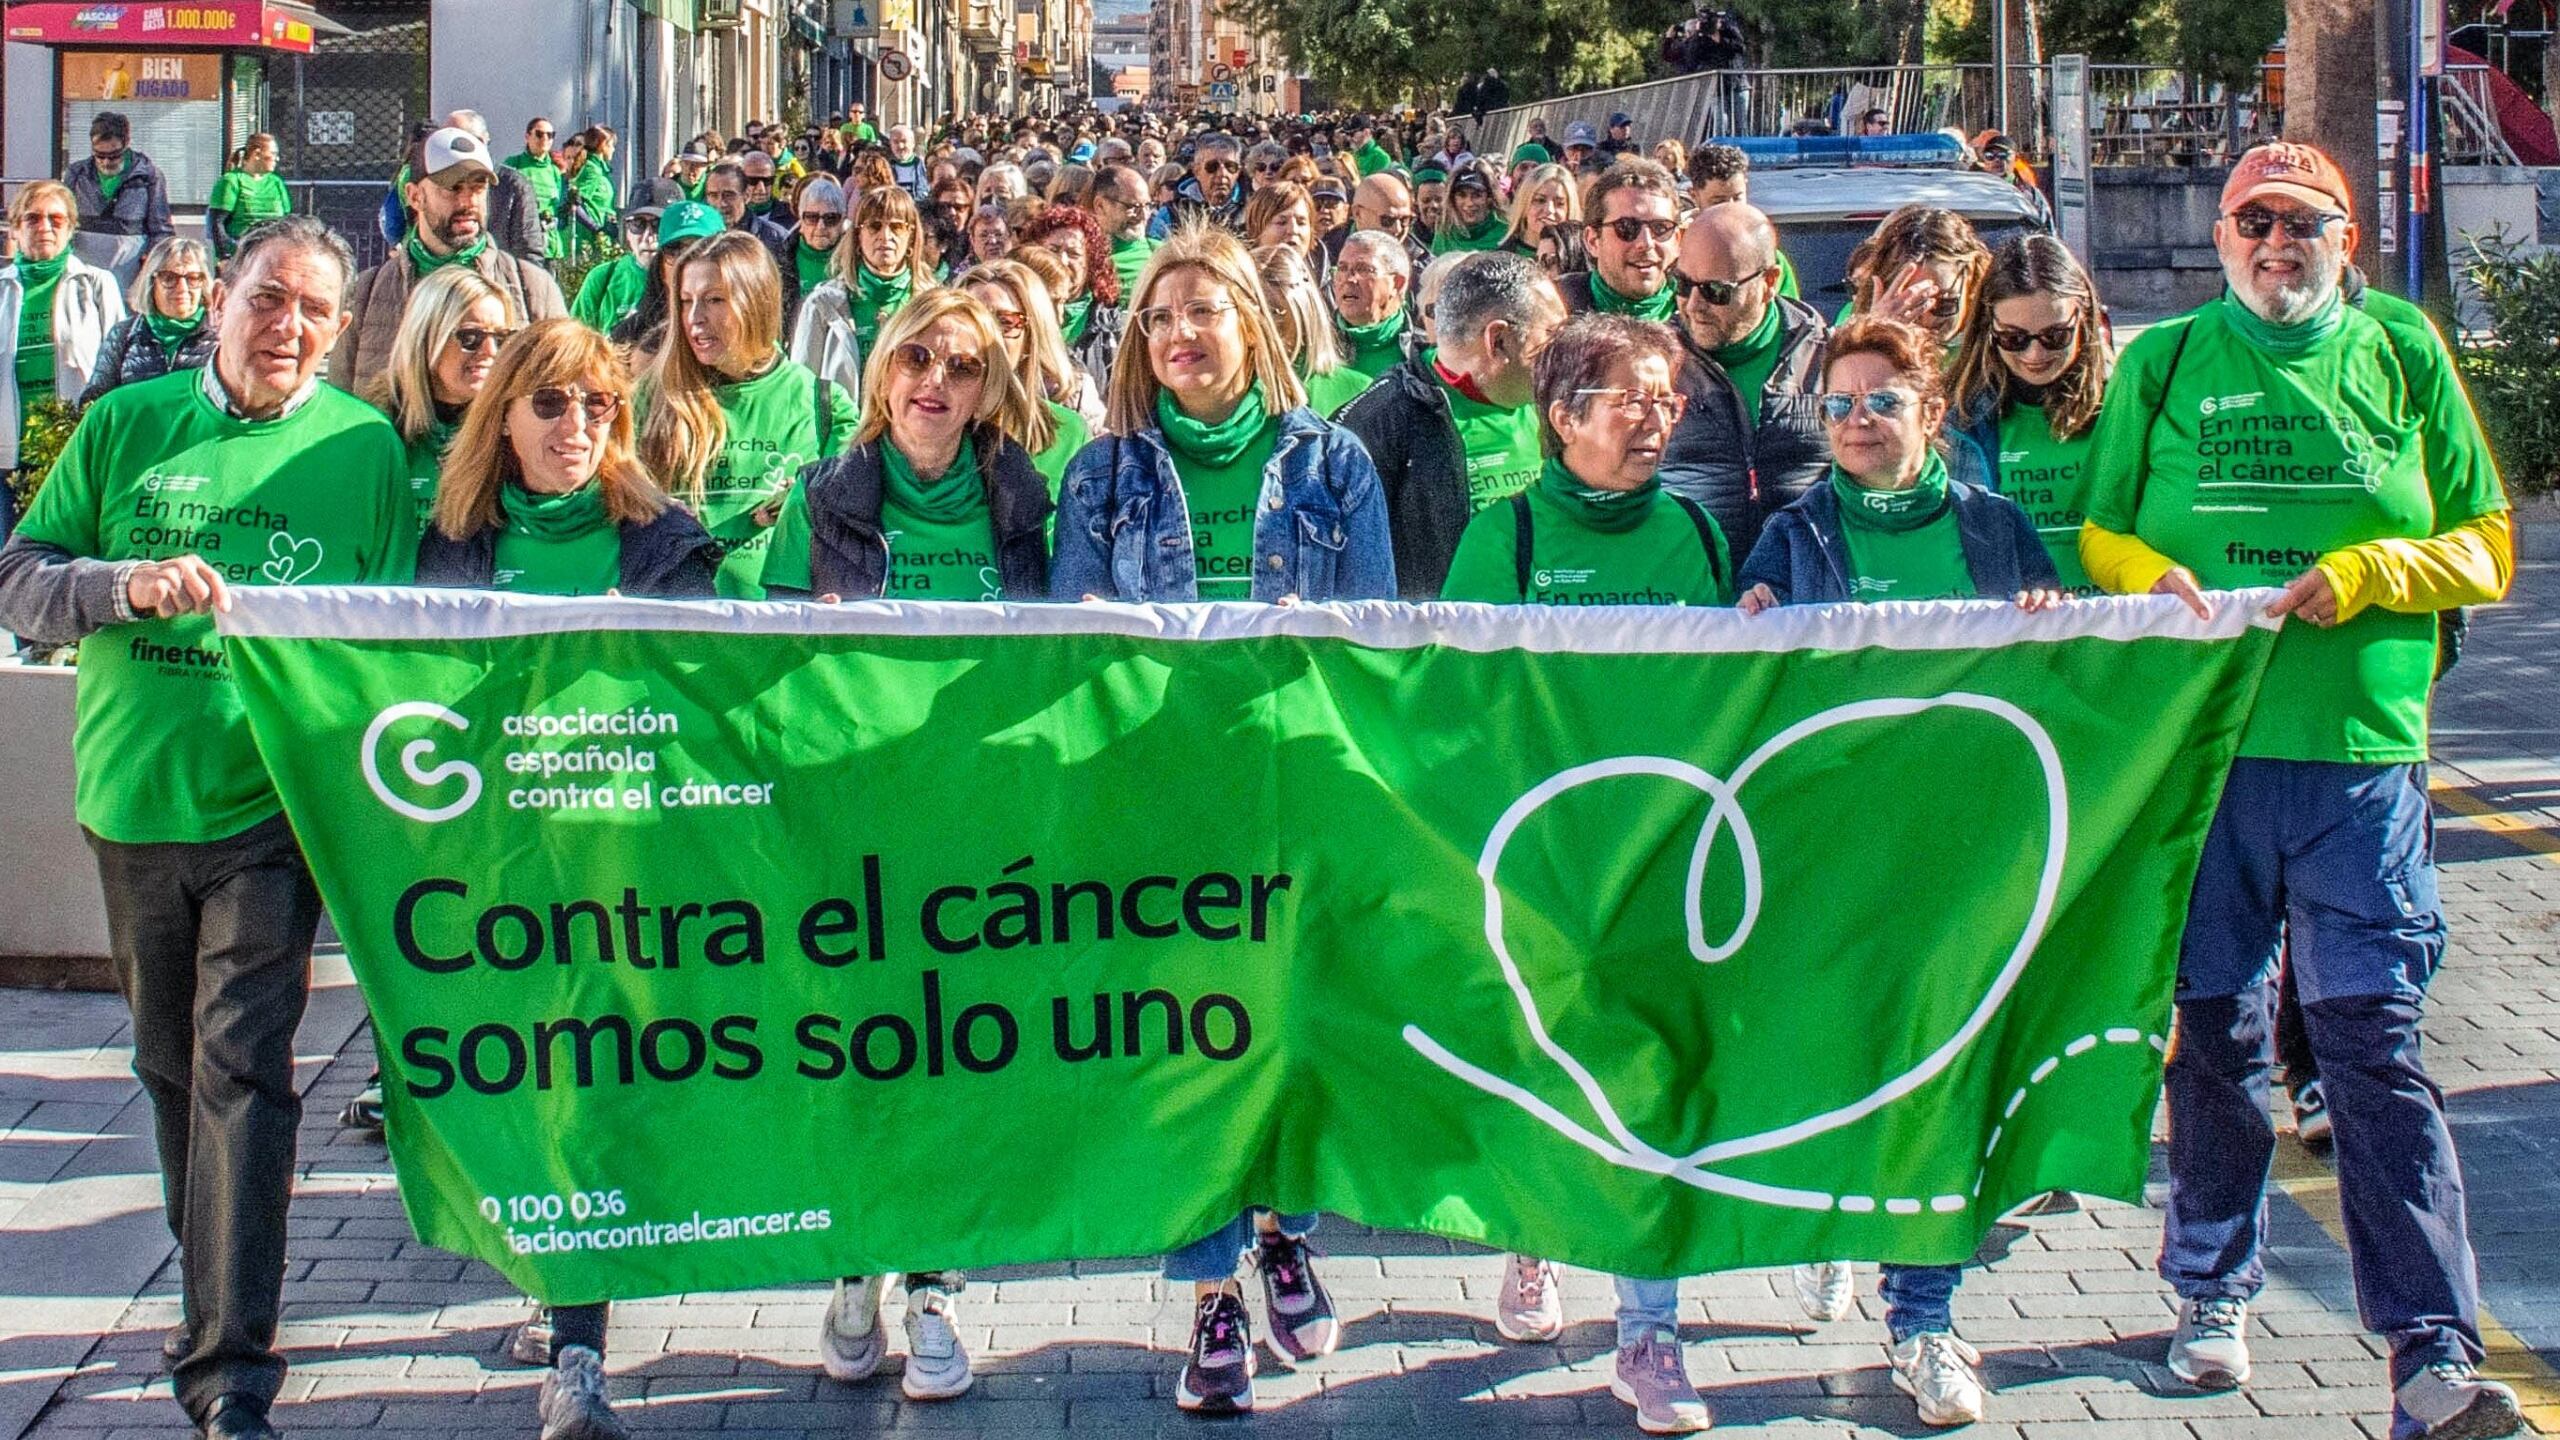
[363,702,483,823]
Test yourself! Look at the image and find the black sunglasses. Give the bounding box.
[527,387,621,423]
[1672,270,1759,307]
[2229,205,2342,242]
[454,325,517,355]
[1597,216,1678,244]
[1991,322,2077,354]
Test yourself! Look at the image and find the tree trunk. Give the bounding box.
[2281,0,2383,278]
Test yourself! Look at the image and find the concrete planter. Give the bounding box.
[0,661,110,970]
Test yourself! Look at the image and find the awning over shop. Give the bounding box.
[4,1,349,52]
[638,0,699,34]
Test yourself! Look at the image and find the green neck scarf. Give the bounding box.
[1339,312,1404,353]
[1591,269,1676,322]
[406,230,489,276]
[1538,454,1658,534]
[1830,450,1951,533]
[1432,209,1505,252]
[794,238,834,291]
[500,480,611,541]
[16,252,68,286]
[2218,283,2346,357]
[1156,383,1269,469]
[145,306,207,357]
[1709,298,1783,368]
[856,263,912,310]
[884,435,983,523]
[1061,293,1094,346]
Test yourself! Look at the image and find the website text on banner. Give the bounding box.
[218,589,2283,1306]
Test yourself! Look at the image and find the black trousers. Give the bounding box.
[88,812,322,1422]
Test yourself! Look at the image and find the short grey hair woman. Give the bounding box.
[77,235,215,409]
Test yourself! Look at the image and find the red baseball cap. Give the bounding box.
[2221,142,2352,216]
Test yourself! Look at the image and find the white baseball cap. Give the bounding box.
[420,126,496,183]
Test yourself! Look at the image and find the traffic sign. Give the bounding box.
[879,48,913,81]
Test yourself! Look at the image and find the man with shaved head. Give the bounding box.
[1655,201,1830,561]
[1328,172,1430,273]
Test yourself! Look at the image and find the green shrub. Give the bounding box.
[7,398,81,516]
[2457,229,2560,496]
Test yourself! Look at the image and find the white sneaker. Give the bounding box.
[537,1345,629,1440]
[818,1275,885,1383]
[1891,1330,1986,1427]
[2166,1296,2251,1390]
[2396,1360,2523,1440]
[1494,1254,1564,1342]
[1793,1260,1855,1322]
[899,1279,973,1400]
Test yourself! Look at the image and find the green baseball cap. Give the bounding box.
[659,199,724,245]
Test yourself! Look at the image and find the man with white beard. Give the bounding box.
[2076,141,2518,1440]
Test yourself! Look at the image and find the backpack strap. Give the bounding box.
[1668,492,1729,590]
[1511,491,1535,601]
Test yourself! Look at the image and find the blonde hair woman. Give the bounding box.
[761,287,1051,606]
[3,179,124,474]
[958,258,1095,486]
[1253,243,1369,418]
[788,182,933,401]
[420,317,714,595]
[639,229,856,596]
[1500,163,1581,256]
[363,266,519,528]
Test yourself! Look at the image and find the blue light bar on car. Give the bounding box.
[1715,134,1970,168]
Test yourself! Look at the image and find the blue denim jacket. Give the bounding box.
[1735,471,2060,606]
[1049,404,1398,603]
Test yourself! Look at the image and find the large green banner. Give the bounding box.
[220,589,2279,1305]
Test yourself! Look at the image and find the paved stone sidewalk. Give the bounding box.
[4,568,2556,1440]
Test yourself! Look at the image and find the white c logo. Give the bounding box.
[362,702,484,823]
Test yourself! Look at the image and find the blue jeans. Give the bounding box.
[1879,1263,1962,1342]
[2160,758,2484,1421]
[1162,1209,1319,1284]
[1612,1276,1679,1347]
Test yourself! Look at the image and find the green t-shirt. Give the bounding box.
[668,353,858,598]
[1431,358,1544,511]
[1109,234,1158,300]
[843,121,881,146]
[14,371,415,844]
[13,253,65,407]
[570,160,617,243]
[1442,458,1732,606]
[1302,366,1372,419]
[1337,315,1407,383]
[493,481,621,595]
[881,439,1002,600]
[1034,399,1091,493]
[1832,459,1974,603]
[570,253,650,333]
[1591,269,1676,322]
[1992,401,2094,594]
[504,152,569,260]
[1355,141,1395,177]
[206,170,291,252]
[2080,291,2505,763]
[1160,387,1279,600]
[1706,301,1786,415]
[399,414,459,533]
[794,239,836,296]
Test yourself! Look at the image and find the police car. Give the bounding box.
[1719,134,2053,310]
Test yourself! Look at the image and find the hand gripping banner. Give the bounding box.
[219,589,2281,1304]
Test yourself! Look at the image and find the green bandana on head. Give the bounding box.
[1157,383,1270,468]
[1538,454,1658,533]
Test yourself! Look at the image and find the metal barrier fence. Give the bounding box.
[1470,60,2520,171]
[288,179,394,272]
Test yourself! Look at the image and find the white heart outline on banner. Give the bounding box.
[1402,692,2068,1212]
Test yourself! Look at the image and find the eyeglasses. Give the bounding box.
[1923,293,1967,322]
[154,271,209,290]
[526,386,621,423]
[798,211,846,227]
[1249,161,1282,176]
[1818,388,1918,423]
[1597,216,1679,245]
[454,325,517,355]
[1574,387,1687,424]
[2229,205,2343,242]
[1136,298,1237,338]
[1672,270,1759,307]
[987,307,1028,335]
[889,342,988,383]
[1991,321,2078,354]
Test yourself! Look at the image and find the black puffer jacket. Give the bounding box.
[1657,293,1831,564]
[415,502,720,596]
[1333,354,1474,600]
[770,428,1052,600]
[77,314,216,410]
[1069,300,1126,394]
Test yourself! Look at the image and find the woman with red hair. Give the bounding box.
[1016,203,1124,387]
